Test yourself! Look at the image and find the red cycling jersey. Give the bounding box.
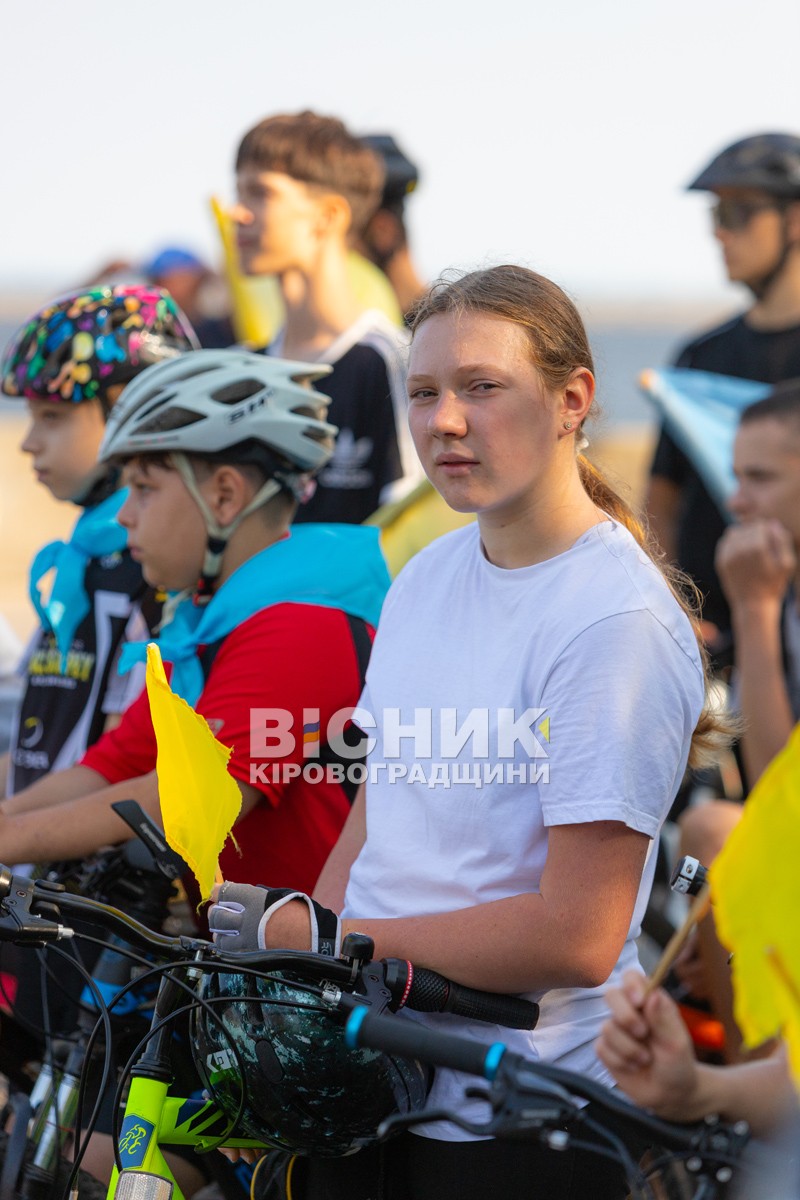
[81,602,370,892]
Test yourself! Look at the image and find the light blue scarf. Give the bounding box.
[119,524,391,706]
[29,490,129,669]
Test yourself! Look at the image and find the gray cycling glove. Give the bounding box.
[208,882,342,957]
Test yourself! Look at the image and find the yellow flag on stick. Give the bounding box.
[710,720,800,1086]
[145,643,242,900]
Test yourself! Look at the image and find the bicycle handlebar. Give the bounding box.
[0,865,539,1030]
[345,1007,752,1162]
[347,1005,506,1080]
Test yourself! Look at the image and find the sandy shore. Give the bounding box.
[0,414,656,643]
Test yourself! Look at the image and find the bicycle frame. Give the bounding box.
[110,1077,264,1200]
[107,959,265,1200]
[0,864,539,1200]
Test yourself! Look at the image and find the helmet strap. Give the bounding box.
[170,452,285,602]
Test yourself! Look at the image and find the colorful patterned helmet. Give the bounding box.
[192,969,430,1157]
[0,285,200,410]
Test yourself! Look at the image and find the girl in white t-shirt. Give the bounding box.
[210,265,728,1199]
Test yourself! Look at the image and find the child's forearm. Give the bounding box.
[687,1051,795,1136]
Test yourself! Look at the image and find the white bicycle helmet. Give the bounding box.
[98,349,338,596]
[99,349,336,469]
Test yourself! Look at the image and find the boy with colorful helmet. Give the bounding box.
[0,284,199,795]
[0,348,389,897]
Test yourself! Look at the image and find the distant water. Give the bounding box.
[0,317,685,431]
[588,325,685,429]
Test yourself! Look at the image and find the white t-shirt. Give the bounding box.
[343,520,705,1140]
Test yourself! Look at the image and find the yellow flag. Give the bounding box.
[710,720,800,1086]
[145,643,242,900]
[209,196,284,346]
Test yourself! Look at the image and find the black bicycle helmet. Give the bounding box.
[360,134,419,214]
[688,133,800,198]
[192,969,430,1157]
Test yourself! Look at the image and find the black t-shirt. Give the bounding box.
[262,314,419,525]
[8,550,159,794]
[297,341,403,524]
[651,314,800,632]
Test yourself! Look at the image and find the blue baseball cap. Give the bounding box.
[144,246,206,279]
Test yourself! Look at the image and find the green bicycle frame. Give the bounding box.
[107,956,266,1200]
[109,1074,264,1200]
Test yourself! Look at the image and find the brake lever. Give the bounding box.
[378,1074,579,1145]
[0,872,74,945]
[377,1107,493,1140]
[486,1087,579,1139]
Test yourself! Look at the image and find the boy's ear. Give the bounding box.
[206,464,253,525]
[316,191,352,240]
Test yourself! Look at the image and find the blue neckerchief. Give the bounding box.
[119,524,391,706]
[29,490,129,669]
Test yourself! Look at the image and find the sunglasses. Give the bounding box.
[711,198,784,232]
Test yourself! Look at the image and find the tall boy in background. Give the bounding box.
[231,110,422,524]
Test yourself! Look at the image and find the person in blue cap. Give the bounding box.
[144,245,236,347]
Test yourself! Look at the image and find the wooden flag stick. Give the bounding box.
[644,883,712,996]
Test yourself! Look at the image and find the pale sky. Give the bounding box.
[3,0,798,302]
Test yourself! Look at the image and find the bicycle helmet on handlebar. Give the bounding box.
[97,349,338,596]
[192,969,430,1157]
[1,285,199,414]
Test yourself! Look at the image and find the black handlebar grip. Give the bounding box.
[406,966,539,1030]
[403,965,449,1010]
[346,1007,509,1080]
